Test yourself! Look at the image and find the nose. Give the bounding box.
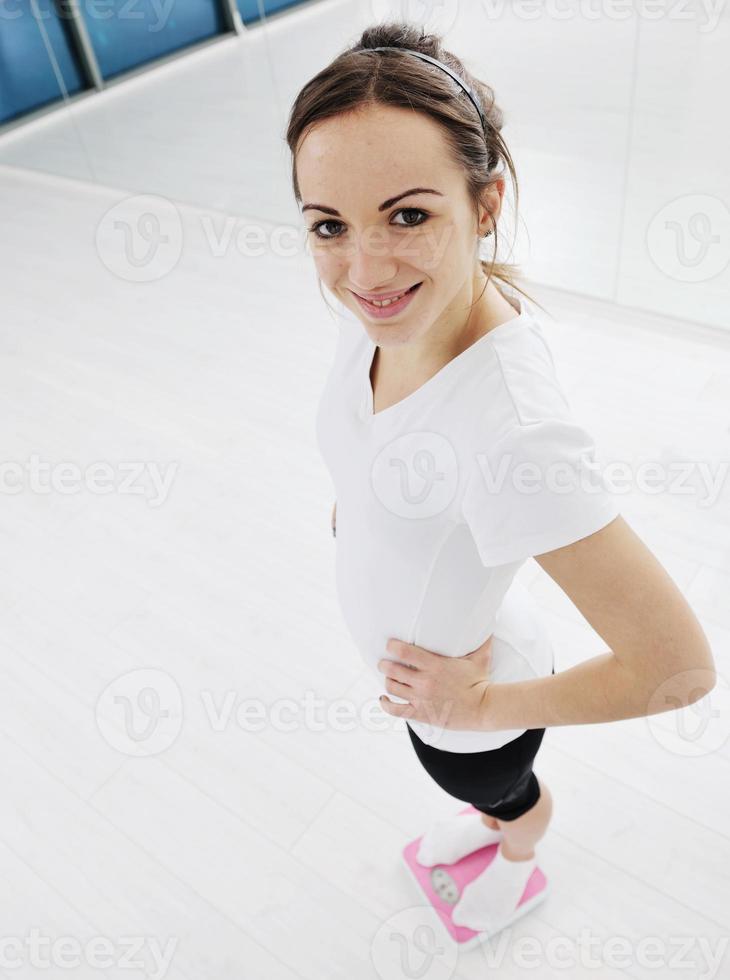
[346,229,399,294]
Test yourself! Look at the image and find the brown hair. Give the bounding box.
[285,21,546,317]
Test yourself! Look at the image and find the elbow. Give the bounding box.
[685,670,716,705]
[650,665,716,715]
[644,635,718,712]
[686,658,717,704]
[674,640,717,706]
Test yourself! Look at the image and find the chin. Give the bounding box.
[371,323,423,347]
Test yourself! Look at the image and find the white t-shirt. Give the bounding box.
[315,283,619,752]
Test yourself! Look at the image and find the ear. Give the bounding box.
[477,176,505,235]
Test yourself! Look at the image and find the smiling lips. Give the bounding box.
[355,284,417,304]
[365,289,411,307]
[351,282,422,318]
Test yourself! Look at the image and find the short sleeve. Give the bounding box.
[460,416,620,566]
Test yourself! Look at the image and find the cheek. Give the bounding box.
[411,221,464,276]
[312,248,345,286]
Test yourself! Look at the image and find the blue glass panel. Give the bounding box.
[0,0,87,124]
[81,0,226,79]
[237,0,309,24]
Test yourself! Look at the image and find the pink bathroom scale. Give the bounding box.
[402,805,549,951]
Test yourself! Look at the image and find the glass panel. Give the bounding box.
[80,0,226,79]
[617,20,730,330]
[236,0,309,25]
[0,0,87,124]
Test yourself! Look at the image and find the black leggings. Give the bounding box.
[406,666,554,822]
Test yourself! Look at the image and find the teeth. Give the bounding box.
[367,288,410,307]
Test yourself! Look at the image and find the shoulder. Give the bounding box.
[459,300,619,566]
[470,304,608,479]
[461,298,575,446]
[484,303,573,428]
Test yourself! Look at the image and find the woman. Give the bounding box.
[286,22,716,936]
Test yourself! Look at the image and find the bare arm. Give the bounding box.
[479,515,717,731]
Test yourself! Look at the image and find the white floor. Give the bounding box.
[2,5,730,979]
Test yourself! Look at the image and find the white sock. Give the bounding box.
[416,811,502,867]
[451,841,537,933]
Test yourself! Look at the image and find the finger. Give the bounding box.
[384,676,415,698]
[386,639,433,670]
[379,660,416,686]
[379,695,416,720]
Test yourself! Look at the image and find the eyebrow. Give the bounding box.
[301,187,444,216]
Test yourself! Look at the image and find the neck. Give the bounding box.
[379,274,519,376]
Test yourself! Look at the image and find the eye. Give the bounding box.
[392,208,429,227]
[308,208,430,240]
[309,219,344,240]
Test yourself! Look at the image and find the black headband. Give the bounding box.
[365,46,488,135]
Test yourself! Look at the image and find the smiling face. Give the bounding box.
[296,103,503,353]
